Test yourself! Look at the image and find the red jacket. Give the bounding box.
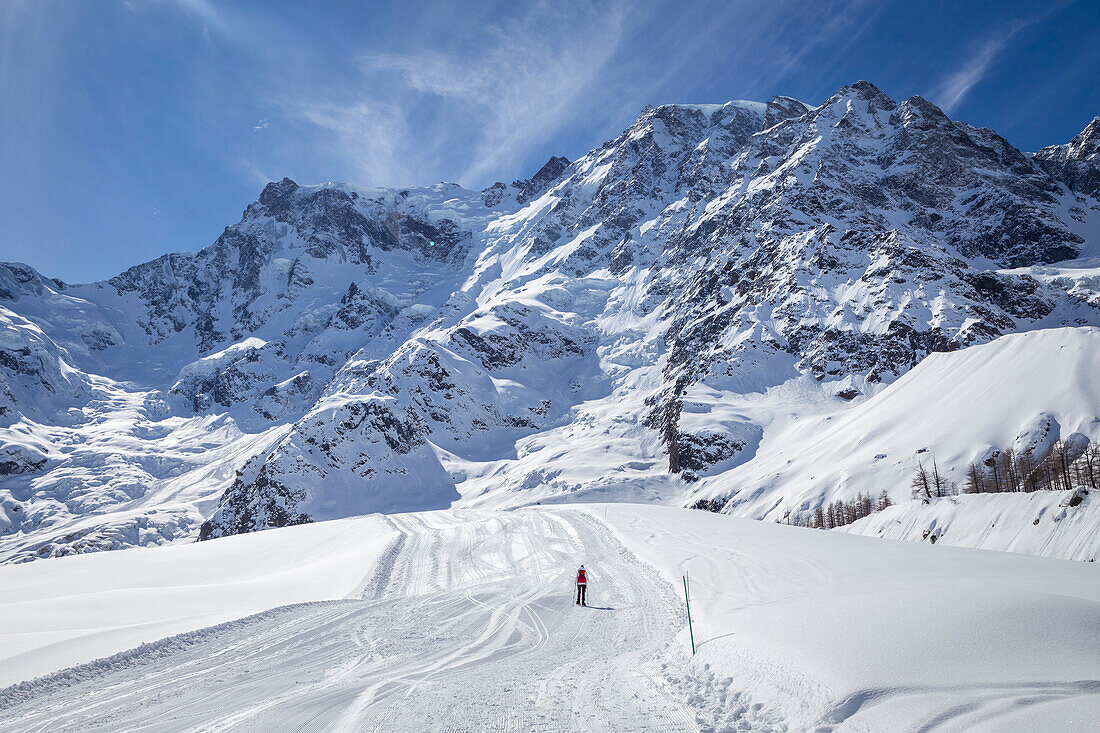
[576,568,587,584]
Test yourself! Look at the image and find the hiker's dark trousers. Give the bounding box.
[576,583,587,604]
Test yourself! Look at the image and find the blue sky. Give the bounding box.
[3,0,1099,283]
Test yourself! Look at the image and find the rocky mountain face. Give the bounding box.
[2,81,1099,561]
[1034,115,1100,196]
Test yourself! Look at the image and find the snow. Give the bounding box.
[593,504,1100,731]
[1,77,1097,729]
[0,508,693,730]
[1005,259,1100,305]
[701,327,1100,535]
[672,100,769,118]
[0,515,397,687]
[1,504,1096,731]
[0,386,292,563]
[172,337,268,382]
[843,487,1100,561]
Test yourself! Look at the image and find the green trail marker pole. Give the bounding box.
[683,573,696,655]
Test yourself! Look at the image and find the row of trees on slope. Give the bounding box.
[786,491,893,529]
[691,491,894,530]
[911,440,1100,498]
[691,439,1096,530]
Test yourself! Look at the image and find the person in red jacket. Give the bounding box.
[575,565,588,606]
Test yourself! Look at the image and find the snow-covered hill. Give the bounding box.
[2,506,1097,730]
[2,81,1099,562]
[842,488,1099,560]
[689,327,1100,526]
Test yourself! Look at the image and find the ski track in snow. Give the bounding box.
[0,509,700,732]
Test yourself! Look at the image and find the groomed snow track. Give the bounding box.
[0,509,697,732]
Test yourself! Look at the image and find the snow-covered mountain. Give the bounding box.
[2,81,1099,563]
[1035,115,1100,196]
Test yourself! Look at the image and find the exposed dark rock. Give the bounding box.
[514,156,571,204]
[1034,116,1100,196]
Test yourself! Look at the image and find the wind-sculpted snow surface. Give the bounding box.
[1,506,1097,730]
[2,81,1100,559]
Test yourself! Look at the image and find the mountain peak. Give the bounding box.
[258,177,300,205]
[828,80,896,111]
[513,155,570,205]
[1068,115,1100,161]
[526,155,570,183]
[763,95,812,130]
[891,95,951,130]
[1033,113,1100,194]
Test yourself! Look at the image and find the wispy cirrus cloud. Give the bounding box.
[767,0,881,87]
[126,0,909,192]
[277,0,884,190]
[114,0,1079,195]
[8,0,1098,283]
[276,1,629,188]
[929,28,1021,114]
[929,2,1075,114]
[285,97,412,186]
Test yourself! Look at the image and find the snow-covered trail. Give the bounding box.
[0,509,696,732]
[4,505,1096,731]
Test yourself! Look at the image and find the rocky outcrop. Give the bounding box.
[1034,116,1100,196]
[482,156,571,207]
[514,156,571,204]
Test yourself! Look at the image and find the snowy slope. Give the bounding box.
[693,327,1100,523]
[597,504,1100,732]
[1,505,1097,731]
[0,514,398,686]
[1,508,695,730]
[842,487,1100,561]
[1,81,1099,563]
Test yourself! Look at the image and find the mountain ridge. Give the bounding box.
[2,80,1099,562]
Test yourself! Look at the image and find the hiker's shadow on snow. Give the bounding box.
[583,606,615,611]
